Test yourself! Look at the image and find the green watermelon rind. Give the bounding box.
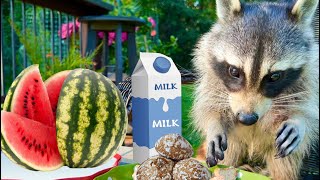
[1,65,39,170]
[1,136,36,171]
[1,65,36,150]
[56,69,128,168]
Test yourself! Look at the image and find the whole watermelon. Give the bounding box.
[56,69,128,168]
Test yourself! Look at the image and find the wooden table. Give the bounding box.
[78,15,146,84]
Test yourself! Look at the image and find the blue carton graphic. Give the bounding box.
[132,97,182,148]
[132,52,181,163]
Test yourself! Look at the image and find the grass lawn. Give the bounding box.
[181,84,204,155]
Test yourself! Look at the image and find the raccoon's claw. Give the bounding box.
[275,123,301,158]
[206,133,227,167]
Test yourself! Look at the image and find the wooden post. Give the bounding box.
[115,23,123,84]
[127,32,137,75]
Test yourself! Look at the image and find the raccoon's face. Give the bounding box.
[195,0,318,125]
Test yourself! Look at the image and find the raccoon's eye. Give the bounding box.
[268,72,283,82]
[228,66,240,78]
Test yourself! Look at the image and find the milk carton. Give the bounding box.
[132,52,182,163]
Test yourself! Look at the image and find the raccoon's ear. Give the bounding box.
[290,0,319,25]
[216,0,242,20]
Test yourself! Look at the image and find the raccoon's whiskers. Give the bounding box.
[209,100,230,109]
[271,104,300,107]
[272,91,309,101]
[272,99,307,103]
[208,86,229,96]
[210,95,229,100]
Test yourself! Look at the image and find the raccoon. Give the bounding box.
[191,0,319,179]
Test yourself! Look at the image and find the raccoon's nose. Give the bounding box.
[237,111,259,126]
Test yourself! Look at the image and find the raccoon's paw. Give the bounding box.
[206,133,227,167]
[275,122,301,158]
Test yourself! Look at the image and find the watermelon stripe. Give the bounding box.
[66,73,85,167]
[91,76,128,167]
[68,76,92,166]
[2,76,21,111]
[90,82,120,167]
[73,71,97,167]
[93,106,126,166]
[96,101,126,165]
[84,73,116,167]
[76,72,102,167]
[56,71,82,166]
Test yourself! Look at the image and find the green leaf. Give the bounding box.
[95,163,139,180]
[10,20,103,80]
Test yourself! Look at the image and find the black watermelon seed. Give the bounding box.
[32,102,36,105]
[24,96,27,98]
[44,144,47,149]
[34,79,39,82]
[26,92,29,95]
[24,100,27,103]
[38,144,41,149]
[33,139,36,145]
[22,136,25,141]
[28,143,32,150]
[25,139,29,144]
[31,97,34,100]
[41,151,44,156]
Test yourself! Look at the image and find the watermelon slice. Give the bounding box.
[1,111,63,171]
[2,65,37,111]
[45,70,71,118]
[10,65,55,127]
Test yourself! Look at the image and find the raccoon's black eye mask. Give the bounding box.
[212,59,246,92]
[212,57,303,97]
[259,68,303,98]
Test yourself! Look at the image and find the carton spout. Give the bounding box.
[153,57,171,73]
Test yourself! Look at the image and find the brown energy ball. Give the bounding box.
[155,133,193,160]
[134,156,175,180]
[173,158,212,180]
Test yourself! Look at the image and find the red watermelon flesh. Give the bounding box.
[45,70,71,119]
[10,65,55,127]
[1,111,63,171]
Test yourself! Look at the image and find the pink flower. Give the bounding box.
[58,20,80,39]
[97,32,128,46]
[97,31,104,39]
[147,17,156,28]
[150,30,157,37]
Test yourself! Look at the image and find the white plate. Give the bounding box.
[1,151,120,180]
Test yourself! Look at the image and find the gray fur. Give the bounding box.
[192,0,319,179]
